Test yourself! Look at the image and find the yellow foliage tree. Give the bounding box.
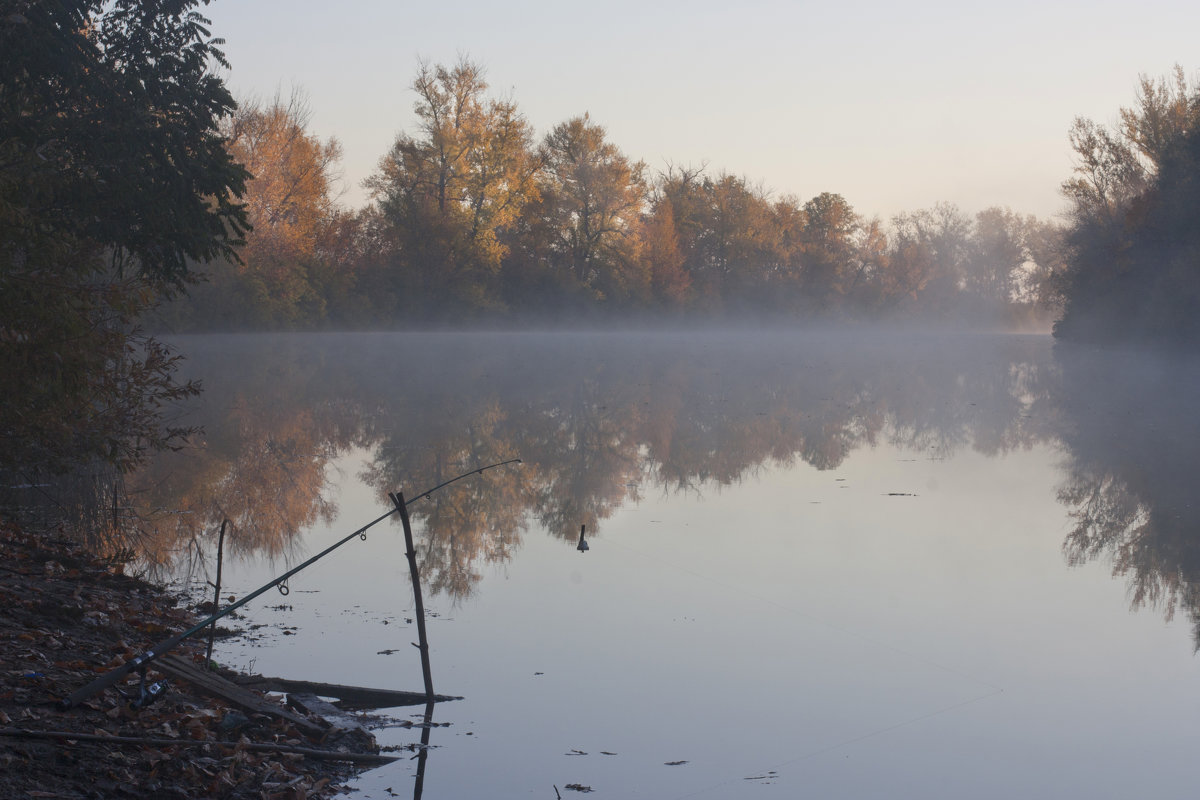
[367,59,540,318]
[541,114,649,305]
[226,91,343,327]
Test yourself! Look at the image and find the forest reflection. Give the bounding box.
[123,333,1200,629]
[1052,345,1200,648]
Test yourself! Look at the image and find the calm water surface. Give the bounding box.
[132,331,1200,799]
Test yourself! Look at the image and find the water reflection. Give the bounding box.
[125,336,359,572]
[412,701,435,800]
[124,332,1200,639]
[124,334,1039,587]
[1051,344,1200,647]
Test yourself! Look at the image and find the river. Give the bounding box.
[122,330,1200,798]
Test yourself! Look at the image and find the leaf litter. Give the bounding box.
[0,521,384,799]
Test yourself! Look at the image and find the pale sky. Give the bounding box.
[204,0,1198,222]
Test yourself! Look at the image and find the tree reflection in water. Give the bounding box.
[120,332,1200,638]
[1052,344,1200,648]
[124,335,361,575]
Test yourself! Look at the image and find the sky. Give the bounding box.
[203,0,1199,222]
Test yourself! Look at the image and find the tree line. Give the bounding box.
[3,1,1196,493]
[159,59,1065,331]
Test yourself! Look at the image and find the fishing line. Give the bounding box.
[59,458,522,710]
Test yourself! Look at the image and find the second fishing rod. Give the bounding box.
[58,458,522,710]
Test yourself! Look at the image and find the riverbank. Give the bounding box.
[0,520,375,799]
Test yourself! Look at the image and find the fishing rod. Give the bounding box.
[58,458,522,711]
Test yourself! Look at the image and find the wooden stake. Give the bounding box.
[205,519,228,668]
[392,491,434,700]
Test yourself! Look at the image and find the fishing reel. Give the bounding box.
[117,667,170,710]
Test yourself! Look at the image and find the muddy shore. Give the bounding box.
[0,521,380,799]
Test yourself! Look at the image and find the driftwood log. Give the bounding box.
[229,673,460,710]
[154,656,325,738]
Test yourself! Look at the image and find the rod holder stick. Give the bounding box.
[392,491,434,700]
[205,519,228,669]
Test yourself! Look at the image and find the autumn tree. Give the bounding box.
[366,59,540,319]
[226,91,343,326]
[639,199,691,308]
[704,174,792,308]
[881,232,935,310]
[885,203,973,314]
[161,91,345,329]
[965,209,1017,300]
[767,195,809,307]
[799,192,860,309]
[538,114,649,307]
[654,164,715,306]
[843,216,890,311]
[653,167,798,312]
[0,0,247,478]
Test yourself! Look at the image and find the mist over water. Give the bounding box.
[120,329,1200,798]
[136,328,1052,569]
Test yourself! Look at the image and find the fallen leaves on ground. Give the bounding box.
[0,522,374,799]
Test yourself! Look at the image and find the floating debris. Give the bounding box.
[664,760,689,766]
[745,770,778,782]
